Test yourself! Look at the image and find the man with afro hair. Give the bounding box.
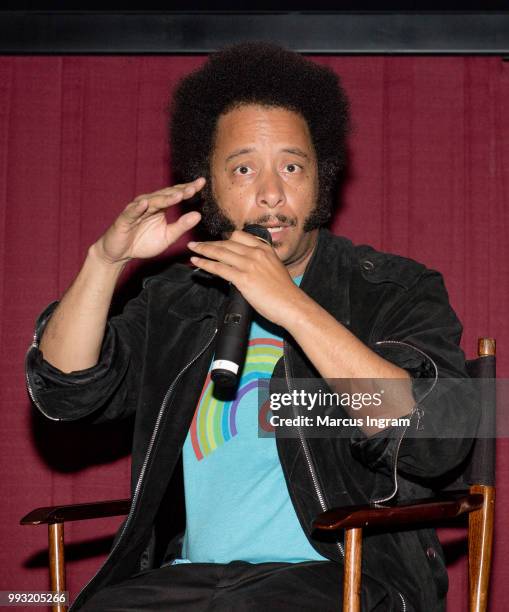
[27,42,478,612]
[170,42,350,236]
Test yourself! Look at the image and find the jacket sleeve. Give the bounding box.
[25,286,149,424]
[350,269,481,481]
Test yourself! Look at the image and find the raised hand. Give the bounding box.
[94,177,206,265]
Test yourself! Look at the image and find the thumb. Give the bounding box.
[166,211,201,244]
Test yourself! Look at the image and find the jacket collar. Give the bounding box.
[299,227,352,328]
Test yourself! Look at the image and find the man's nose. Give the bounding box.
[256,171,286,209]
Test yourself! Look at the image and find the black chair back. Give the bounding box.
[464,355,496,487]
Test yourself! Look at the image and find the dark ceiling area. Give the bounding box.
[2,4,508,54]
[1,1,508,10]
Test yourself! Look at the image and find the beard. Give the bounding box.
[198,178,332,242]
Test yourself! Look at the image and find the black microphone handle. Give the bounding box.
[210,288,253,388]
[210,224,272,388]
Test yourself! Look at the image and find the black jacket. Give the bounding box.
[25,228,480,611]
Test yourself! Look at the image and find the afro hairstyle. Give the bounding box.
[169,42,351,234]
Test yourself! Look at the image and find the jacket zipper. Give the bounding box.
[282,341,345,559]
[65,327,218,611]
[371,340,438,505]
[25,331,62,422]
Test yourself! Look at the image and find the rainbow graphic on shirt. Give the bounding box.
[189,337,283,461]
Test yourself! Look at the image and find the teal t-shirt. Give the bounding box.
[173,275,327,565]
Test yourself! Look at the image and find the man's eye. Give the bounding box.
[284,163,301,173]
[234,166,252,175]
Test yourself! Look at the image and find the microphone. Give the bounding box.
[210,224,272,388]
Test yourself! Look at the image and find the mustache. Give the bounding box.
[245,214,297,227]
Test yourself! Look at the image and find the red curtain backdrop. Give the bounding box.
[0,55,508,609]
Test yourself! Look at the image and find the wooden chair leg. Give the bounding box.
[343,527,362,612]
[469,484,495,612]
[48,522,67,612]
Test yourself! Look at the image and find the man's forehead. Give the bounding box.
[224,147,311,163]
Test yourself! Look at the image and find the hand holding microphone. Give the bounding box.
[188,223,306,388]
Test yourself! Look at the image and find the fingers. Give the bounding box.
[187,229,275,263]
[229,229,273,248]
[189,236,248,257]
[189,257,238,284]
[122,177,206,223]
[140,177,206,210]
[147,177,206,199]
[188,234,282,289]
[188,231,272,257]
[150,177,206,205]
[188,240,247,269]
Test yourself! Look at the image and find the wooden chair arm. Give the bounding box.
[20,498,131,525]
[313,492,484,532]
